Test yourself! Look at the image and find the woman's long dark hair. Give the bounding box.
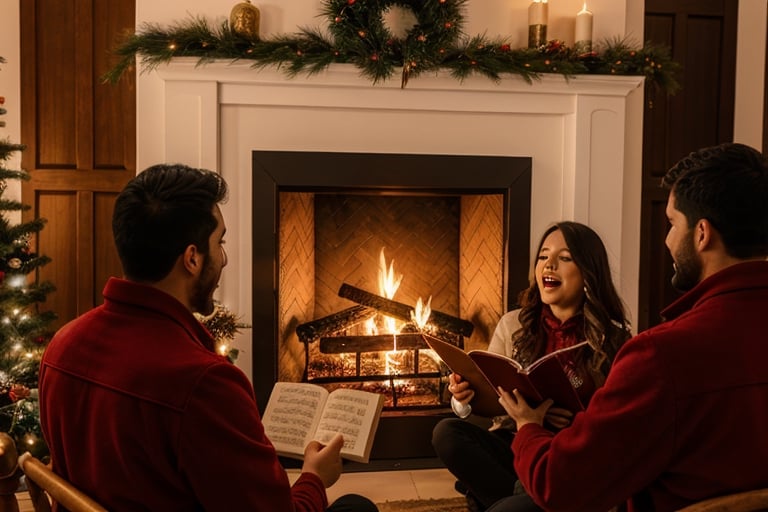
[512,222,631,377]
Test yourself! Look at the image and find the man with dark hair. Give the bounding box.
[39,164,378,511]
[490,143,768,511]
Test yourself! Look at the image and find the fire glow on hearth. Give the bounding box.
[297,249,474,408]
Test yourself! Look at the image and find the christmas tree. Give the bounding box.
[0,56,56,459]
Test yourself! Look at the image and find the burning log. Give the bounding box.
[319,333,428,354]
[296,305,376,343]
[338,283,474,337]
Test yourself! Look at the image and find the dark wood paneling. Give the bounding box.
[36,0,77,168]
[94,193,123,303]
[640,0,738,330]
[21,0,136,329]
[36,192,79,324]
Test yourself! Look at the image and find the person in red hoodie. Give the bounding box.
[493,142,768,512]
[39,163,378,512]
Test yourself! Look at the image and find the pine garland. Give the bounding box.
[195,301,250,363]
[103,3,679,93]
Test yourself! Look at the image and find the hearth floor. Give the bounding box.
[13,467,462,509]
[288,466,463,503]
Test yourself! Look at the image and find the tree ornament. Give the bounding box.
[230,0,260,40]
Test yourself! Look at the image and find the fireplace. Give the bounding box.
[252,150,531,460]
[138,59,644,463]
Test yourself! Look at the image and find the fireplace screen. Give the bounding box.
[251,150,532,420]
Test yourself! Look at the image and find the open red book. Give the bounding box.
[422,333,589,417]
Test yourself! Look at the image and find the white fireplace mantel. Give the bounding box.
[138,59,644,380]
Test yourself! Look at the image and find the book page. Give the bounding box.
[526,341,590,371]
[262,382,329,458]
[313,388,384,463]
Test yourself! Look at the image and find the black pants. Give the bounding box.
[327,494,379,512]
[485,494,541,512]
[432,417,520,509]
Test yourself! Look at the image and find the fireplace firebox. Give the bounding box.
[252,150,531,463]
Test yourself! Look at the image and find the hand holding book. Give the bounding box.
[423,334,589,417]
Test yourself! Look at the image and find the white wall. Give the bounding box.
[735,0,768,150]
[3,2,766,188]
[133,0,767,158]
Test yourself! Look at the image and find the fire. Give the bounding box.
[411,295,432,329]
[378,248,403,300]
[375,249,434,379]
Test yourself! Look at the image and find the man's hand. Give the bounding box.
[544,406,574,430]
[498,387,553,430]
[301,433,344,488]
[448,372,475,406]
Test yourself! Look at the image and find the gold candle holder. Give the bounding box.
[528,24,547,48]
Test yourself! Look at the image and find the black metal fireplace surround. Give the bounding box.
[251,150,532,469]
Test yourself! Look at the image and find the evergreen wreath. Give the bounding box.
[103,1,680,94]
[322,0,467,86]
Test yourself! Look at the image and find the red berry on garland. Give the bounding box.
[335,16,342,23]
[444,22,452,28]
[370,54,379,61]
[417,34,426,42]
[358,30,366,38]
[348,0,356,4]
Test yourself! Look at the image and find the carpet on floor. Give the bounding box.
[375,497,469,512]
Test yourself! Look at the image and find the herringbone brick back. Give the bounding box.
[278,192,314,381]
[314,195,460,317]
[460,195,505,351]
[278,192,507,379]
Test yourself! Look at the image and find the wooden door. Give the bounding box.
[639,0,738,331]
[20,0,136,329]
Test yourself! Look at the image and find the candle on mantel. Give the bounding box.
[527,0,548,48]
[528,0,548,26]
[575,2,593,53]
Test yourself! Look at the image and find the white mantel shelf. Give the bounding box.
[140,57,645,380]
[157,58,643,113]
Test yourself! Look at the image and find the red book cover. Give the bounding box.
[423,334,587,417]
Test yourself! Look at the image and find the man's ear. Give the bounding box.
[695,218,714,251]
[182,245,203,275]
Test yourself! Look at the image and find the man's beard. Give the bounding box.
[191,257,219,315]
[671,230,702,292]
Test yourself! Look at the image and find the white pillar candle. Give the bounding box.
[575,2,593,49]
[528,0,548,26]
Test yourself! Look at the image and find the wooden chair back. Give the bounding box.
[677,488,768,512]
[17,452,107,512]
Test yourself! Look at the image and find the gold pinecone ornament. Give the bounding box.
[230,0,260,40]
